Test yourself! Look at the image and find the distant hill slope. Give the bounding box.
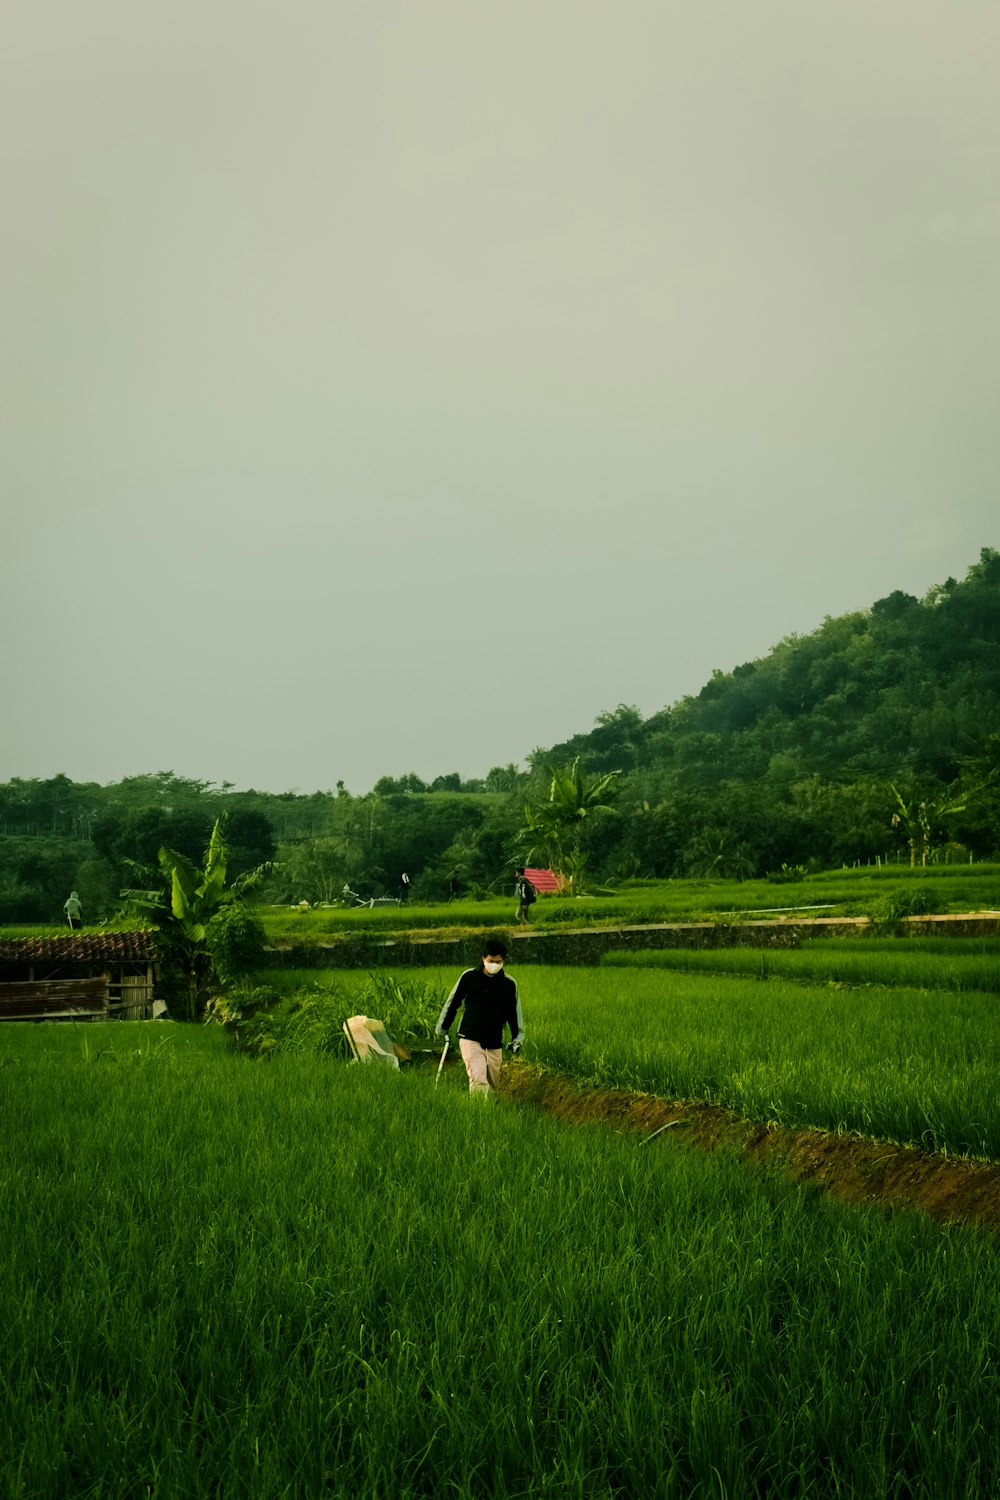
[541,547,1000,791]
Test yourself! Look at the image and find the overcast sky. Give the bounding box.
[2,0,998,794]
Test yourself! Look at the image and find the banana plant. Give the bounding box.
[121,817,261,1019]
[889,783,967,868]
[515,759,621,893]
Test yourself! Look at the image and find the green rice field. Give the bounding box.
[2,1022,1000,1499]
[251,862,1000,945]
[602,935,1000,994]
[245,944,1000,1159]
[525,966,1000,1159]
[6,865,997,957]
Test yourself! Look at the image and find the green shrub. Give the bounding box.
[867,886,935,931]
[205,903,268,985]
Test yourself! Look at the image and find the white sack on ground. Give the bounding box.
[343,1015,400,1069]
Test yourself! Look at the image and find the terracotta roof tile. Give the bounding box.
[0,931,160,963]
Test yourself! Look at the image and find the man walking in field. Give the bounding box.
[514,867,537,924]
[436,936,524,1096]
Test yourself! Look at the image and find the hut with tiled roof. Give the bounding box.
[0,931,160,1021]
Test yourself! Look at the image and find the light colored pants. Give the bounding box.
[459,1039,502,1095]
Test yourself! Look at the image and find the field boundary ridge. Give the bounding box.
[498,1064,1000,1236]
[265,910,1000,969]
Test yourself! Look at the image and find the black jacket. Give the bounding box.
[437,967,525,1050]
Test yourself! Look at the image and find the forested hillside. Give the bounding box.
[2,549,998,920]
[546,546,1000,786]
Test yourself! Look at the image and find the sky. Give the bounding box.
[2,0,998,795]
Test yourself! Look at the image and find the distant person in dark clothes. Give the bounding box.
[448,871,460,902]
[63,890,83,930]
[399,872,411,904]
[514,867,537,924]
[435,936,524,1096]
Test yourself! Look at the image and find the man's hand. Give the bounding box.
[509,1040,522,1057]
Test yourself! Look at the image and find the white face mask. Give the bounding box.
[483,960,504,975]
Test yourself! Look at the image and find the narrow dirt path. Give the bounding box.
[497,1064,1000,1237]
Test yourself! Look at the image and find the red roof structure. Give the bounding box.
[524,867,562,894]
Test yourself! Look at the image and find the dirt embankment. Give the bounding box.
[496,1064,1000,1237]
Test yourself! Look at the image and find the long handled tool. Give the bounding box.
[434,1036,450,1088]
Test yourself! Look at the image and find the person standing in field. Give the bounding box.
[514,867,537,924]
[399,871,411,904]
[436,936,524,1096]
[63,890,83,930]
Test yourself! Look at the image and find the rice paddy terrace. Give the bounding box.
[3,868,1000,1497]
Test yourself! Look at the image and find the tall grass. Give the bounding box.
[212,971,450,1057]
[0,919,149,940]
[260,897,517,940]
[2,1024,999,1498]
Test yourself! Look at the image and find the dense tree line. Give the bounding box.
[2,549,998,922]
